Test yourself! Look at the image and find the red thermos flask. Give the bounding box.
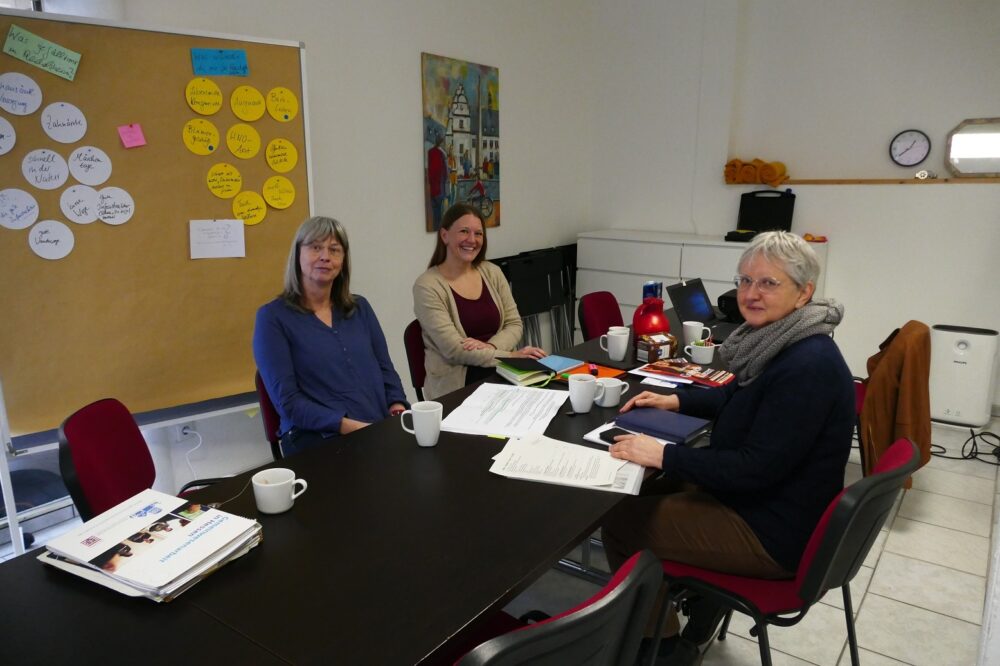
[632,297,671,360]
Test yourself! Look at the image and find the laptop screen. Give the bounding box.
[666,279,715,322]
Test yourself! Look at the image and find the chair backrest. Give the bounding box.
[58,398,156,521]
[795,439,919,606]
[458,550,661,666]
[403,319,426,401]
[255,370,283,460]
[578,291,624,342]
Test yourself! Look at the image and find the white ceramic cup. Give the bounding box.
[252,467,308,514]
[568,374,606,413]
[595,377,630,408]
[607,325,630,336]
[684,342,716,365]
[400,400,443,447]
[683,321,712,347]
[599,330,630,362]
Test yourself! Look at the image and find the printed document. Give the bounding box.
[441,383,568,438]
[490,433,644,495]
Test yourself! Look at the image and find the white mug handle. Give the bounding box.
[599,334,609,352]
[594,383,606,401]
[684,345,694,358]
[619,383,630,396]
[291,479,308,500]
[701,327,712,341]
[400,410,415,434]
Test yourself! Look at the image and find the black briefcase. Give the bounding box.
[736,189,795,235]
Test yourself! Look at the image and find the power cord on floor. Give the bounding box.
[930,428,1000,466]
[182,426,204,478]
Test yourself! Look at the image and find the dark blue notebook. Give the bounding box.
[615,407,710,445]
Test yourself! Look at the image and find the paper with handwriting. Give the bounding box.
[189,219,245,259]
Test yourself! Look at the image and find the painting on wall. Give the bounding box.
[421,52,500,232]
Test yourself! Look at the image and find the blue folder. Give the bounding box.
[615,407,710,445]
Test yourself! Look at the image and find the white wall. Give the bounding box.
[586,0,1000,405]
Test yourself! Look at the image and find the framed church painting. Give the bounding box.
[421,52,500,231]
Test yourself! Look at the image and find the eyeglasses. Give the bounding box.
[733,275,784,293]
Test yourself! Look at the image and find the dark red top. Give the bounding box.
[452,278,501,385]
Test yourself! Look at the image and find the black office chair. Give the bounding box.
[652,439,920,666]
[458,550,661,665]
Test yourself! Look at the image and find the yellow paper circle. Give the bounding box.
[233,190,267,225]
[185,77,223,116]
[206,162,242,199]
[262,175,296,209]
[182,118,220,155]
[265,138,299,173]
[230,85,266,121]
[226,123,262,160]
[266,86,299,122]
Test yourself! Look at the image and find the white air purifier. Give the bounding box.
[929,325,998,427]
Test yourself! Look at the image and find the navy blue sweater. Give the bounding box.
[661,334,855,572]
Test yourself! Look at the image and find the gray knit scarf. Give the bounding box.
[719,299,844,386]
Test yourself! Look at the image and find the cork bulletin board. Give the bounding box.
[0,11,311,434]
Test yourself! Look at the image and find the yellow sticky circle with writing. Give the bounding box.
[266,86,299,122]
[233,190,267,226]
[230,85,266,121]
[265,138,298,173]
[262,175,296,210]
[185,78,223,116]
[206,162,242,199]
[182,118,220,155]
[226,123,261,160]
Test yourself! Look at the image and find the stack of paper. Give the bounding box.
[441,383,568,438]
[490,433,644,495]
[39,489,261,602]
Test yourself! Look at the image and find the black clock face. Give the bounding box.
[890,129,931,167]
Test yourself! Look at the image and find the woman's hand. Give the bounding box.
[619,391,680,413]
[609,433,664,469]
[461,337,494,351]
[389,402,407,416]
[340,417,370,434]
[511,346,546,359]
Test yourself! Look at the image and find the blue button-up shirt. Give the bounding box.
[253,296,408,437]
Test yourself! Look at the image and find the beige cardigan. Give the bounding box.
[412,261,524,399]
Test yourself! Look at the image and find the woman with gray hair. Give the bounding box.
[602,231,854,665]
[253,216,407,457]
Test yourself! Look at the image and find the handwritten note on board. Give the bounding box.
[191,48,248,76]
[117,123,147,148]
[189,219,246,259]
[4,24,81,81]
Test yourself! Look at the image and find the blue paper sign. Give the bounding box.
[190,48,249,76]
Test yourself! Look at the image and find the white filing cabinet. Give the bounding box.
[576,230,828,322]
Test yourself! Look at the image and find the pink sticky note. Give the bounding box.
[117,123,147,148]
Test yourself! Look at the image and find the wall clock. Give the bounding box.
[889,129,931,167]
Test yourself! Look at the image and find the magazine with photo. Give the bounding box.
[43,489,261,600]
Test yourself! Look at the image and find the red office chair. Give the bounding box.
[255,370,283,460]
[58,398,221,521]
[652,439,919,666]
[457,550,661,665]
[578,291,624,342]
[404,319,427,401]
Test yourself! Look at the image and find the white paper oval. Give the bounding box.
[60,185,100,224]
[0,72,42,116]
[29,220,75,260]
[0,115,15,155]
[40,102,87,143]
[68,145,112,186]
[97,187,135,225]
[22,148,69,190]
[0,188,39,229]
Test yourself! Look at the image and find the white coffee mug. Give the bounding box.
[252,467,308,514]
[599,330,630,362]
[595,377,630,408]
[683,321,712,348]
[684,343,716,365]
[607,325,630,336]
[400,400,443,447]
[568,374,606,413]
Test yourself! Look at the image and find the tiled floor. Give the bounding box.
[505,418,999,665]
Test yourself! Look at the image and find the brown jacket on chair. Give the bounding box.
[860,321,931,487]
